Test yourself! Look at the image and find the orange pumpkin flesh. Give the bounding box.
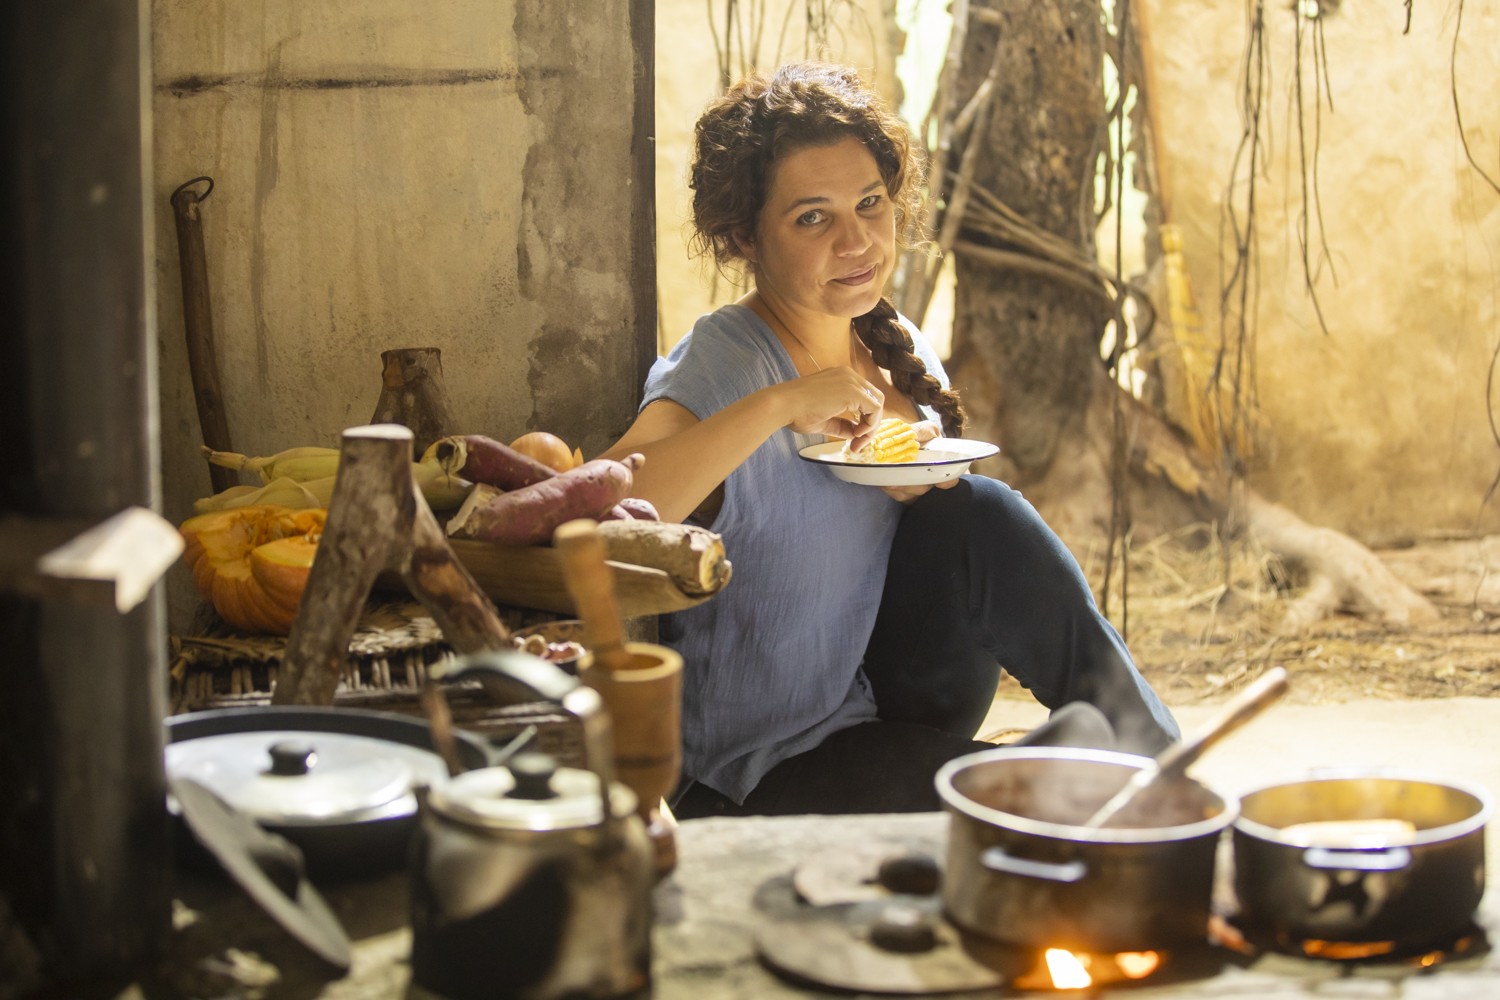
[251,536,320,606]
[179,504,324,635]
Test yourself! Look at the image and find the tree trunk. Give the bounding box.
[947,0,1111,495]
[941,0,1436,627]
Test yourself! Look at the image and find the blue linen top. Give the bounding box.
[641,303,947,802]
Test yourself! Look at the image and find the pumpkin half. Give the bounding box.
[179,504,326,634]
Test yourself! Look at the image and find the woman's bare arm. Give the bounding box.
[601,368,886,524]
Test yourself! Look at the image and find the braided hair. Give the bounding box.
[688,62,967,438]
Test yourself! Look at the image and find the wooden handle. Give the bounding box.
[1154,666,1289,779]
[169,177,238,494]
[554,518,633,671]
[419,681,467,777]
[1083,666,1289,829]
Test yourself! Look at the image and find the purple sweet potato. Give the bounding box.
[432,434,555,490]
[454,458,636,546]
[601,497,661,522]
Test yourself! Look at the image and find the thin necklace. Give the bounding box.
[759,296,851,374]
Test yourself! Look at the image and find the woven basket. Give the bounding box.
[169,600,586,765]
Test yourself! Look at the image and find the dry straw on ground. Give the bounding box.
[993,528,1500,708]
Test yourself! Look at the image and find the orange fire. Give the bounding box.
[1302,939,1397,960]
[1027,948,1163,990]
[1043,949,1091,989]
[1115,950,1164,979]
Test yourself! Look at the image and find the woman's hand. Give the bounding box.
[880,477,960,504]
[780,368,885,442]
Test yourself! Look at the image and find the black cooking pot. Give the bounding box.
[1232,767,1492,948]
[936,746,1238,953]
[165,705,500,879]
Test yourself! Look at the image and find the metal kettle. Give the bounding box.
[408,649,654,1000]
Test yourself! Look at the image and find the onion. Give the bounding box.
[509,431,576,472]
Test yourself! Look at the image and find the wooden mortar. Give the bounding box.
[556,519,683,877]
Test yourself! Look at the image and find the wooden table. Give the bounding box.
[115,812,1500,999]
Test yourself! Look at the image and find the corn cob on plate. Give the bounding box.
[798,433,999,487]
[841,418,921,464]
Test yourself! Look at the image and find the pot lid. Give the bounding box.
[429,751,632,832]
[755,895,1002,994]
[165,729,450,826]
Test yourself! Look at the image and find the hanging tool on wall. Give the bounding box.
[170,176,238,494]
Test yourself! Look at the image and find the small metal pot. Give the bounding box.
[936,746,1238,953]
[165,705,496,878]
[1232,768,1492,947]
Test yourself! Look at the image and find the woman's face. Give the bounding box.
[748,135,896,322]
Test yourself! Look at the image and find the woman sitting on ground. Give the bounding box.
[602,61,1180,817]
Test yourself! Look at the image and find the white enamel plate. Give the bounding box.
[798,438,1000,487]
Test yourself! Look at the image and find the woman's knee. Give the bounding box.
[926,476,1093,602]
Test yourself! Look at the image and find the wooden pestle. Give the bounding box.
[554,518,682,877]
[554,518,636,672]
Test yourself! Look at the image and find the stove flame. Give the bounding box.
[1043,949,1091,989]
[1020,947,1166,990]
[1302,939,1397,960]
[1115,950,1163,979]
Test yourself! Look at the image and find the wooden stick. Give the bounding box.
[419,681,468,776]
[554,518,634,672]
[401,494,513,651]
[169,177,237,494]
[273,424,510,706]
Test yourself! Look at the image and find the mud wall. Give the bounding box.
[152,0,652,625]
[1143,0,1500,542]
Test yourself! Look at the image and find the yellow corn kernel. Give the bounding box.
[844,418,920,464]
[871,419,920,463]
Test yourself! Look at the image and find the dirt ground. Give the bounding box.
[994,529,1500,708]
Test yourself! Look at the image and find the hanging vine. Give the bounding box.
[1101,0,1136,627]
[1290,2,1338,331]
[1448,0,1500,515]
[1215,0,1268,495]
[707,0,878,87]
[1213,0,1343,504]
[708,0,767,88]
[1223,0,1499,525]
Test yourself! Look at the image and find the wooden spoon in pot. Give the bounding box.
[1083,666,1290,829]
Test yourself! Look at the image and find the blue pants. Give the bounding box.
[862,474,1180,755]
[672,475,1179,817]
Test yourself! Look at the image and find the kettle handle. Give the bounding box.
[428,649,617,819]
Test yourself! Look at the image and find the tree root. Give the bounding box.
[1244,492,1440,631]
[982,384,1440,632]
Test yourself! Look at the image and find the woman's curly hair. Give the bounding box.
[690,62,923,265]
[687,62,966,436]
